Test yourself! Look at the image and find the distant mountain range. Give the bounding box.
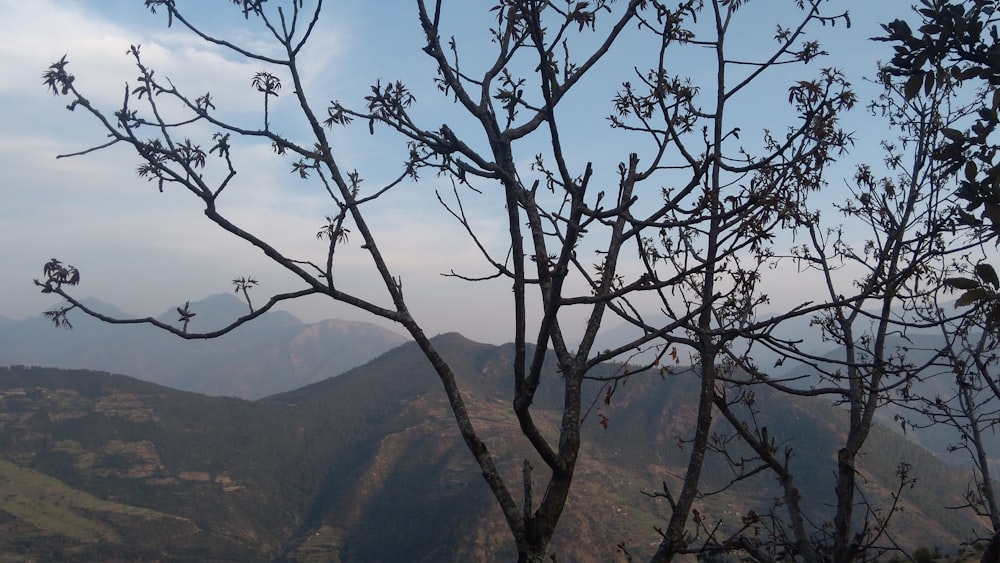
[0,334,987,561]
[0,293,408,399]
[4,295,988,471]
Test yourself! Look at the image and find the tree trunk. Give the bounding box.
[982,532,1000,563]
[518,546,549,563]
[833,446,858,563]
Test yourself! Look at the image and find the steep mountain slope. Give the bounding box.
[0,335,986,561]
[775,332,1000,472]
[0,293,408,398]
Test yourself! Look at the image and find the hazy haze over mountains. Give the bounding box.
[4,294,984,469]
[0,293,408,399]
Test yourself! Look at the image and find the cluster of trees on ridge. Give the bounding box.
[31,0,1000,561]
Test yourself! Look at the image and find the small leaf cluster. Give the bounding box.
[37,258,80,292]
[316,216,350,243]
[42,305,76,329]
[232,276,258,292]
[41,55,74,96]
[232,276,258,312]
[176,300,196,333]
[251,72,281,96]
[365,80,416,126]
[34,259,81,328]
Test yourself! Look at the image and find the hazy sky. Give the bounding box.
[1,0,911,344]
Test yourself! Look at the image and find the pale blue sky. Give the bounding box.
[1,0,913,344]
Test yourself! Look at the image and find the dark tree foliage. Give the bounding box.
[877,0,1000,234]
[880,2,1000,561]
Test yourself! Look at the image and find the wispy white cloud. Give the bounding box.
[0,0,353,321]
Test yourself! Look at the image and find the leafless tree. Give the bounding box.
[910,276,1000,554]
[606,36,977,561]
[35,1,942,561]
[723,64,971,560]
[635,2,1000,557]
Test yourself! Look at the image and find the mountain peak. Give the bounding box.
[431,332,479,345]
[155,292,302,331]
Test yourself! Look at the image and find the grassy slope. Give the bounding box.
[0,457,203,560]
